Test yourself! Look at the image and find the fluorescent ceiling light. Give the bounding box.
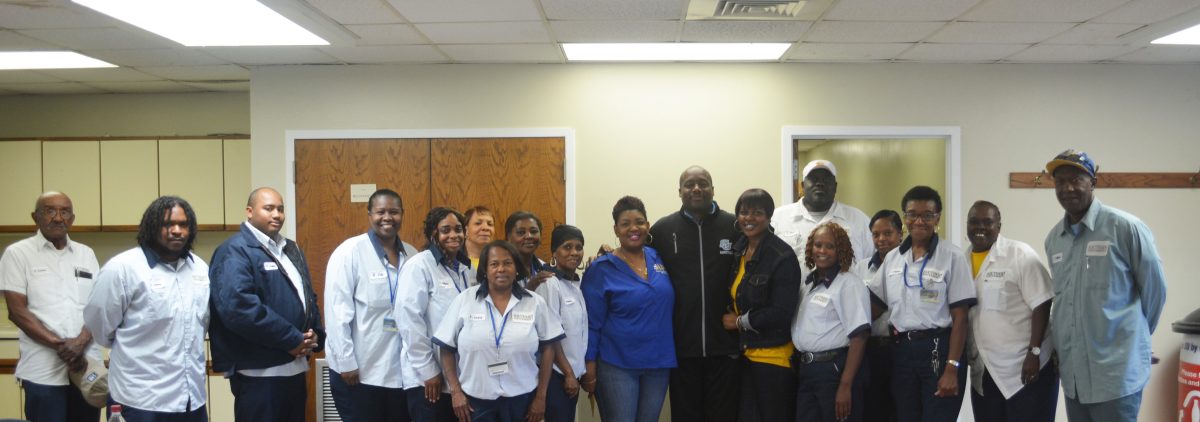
[1152,23,1200,45]
[563,43,790,61]
[72,0,328,46]
[0,51,117,70]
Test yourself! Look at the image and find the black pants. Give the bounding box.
[668,355,741,422]
[865,338,898,422]
[228,372,307,422]
[970,364,1059,422]
[544,371,579,422]
[329,369,412,422]
[405,386,456,422]
[738,358,796,422]
[21,380,99,422]
[795,350,865,422]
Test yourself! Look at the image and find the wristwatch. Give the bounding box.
[946,359,961,368]
[1028,346,1042,356]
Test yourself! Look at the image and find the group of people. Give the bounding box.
[0,148,1166,422]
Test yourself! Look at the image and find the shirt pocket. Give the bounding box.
[744,274,773,309]
[981,282,1007,311]
[366,276,391,309]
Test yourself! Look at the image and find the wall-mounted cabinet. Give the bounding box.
[0,137,249,232]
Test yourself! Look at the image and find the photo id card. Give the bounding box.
[488,361,510,376]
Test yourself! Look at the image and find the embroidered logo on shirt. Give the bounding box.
[653,264,667,274]
[512,312,535,323]
[1085,241,1110,257]
[31,266,50,276]
[719,238,734,255]
[1051,253,1064,263]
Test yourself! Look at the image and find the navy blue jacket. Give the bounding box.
[208,224,325,373]
[730,232,801,350]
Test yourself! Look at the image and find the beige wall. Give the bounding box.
[250,63,1198,421]
[1,62,1197,421]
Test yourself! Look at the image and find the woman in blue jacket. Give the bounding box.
[581,196,676,422]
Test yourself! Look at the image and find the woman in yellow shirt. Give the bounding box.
[722,188,802,421]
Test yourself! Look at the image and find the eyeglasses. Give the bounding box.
[38,208,73,219]
[904,212,940,222]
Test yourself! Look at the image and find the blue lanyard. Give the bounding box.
[903,255,930,288]
[487,302,510,349]
[385,259,399,305]
[442,265,465,292]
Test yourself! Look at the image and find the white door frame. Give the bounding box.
[282,128,577,237]
[780,126,963,246]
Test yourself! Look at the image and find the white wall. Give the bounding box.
[250,62,1199,421]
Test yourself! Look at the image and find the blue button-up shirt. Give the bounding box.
[1045,199,1167,404]
[582,247,676,369]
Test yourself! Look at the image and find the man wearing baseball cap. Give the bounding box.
[772,159,873,275]
[1043,149,1167,422]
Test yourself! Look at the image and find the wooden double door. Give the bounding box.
[294,136,565,422]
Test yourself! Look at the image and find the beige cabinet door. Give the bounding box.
[159,139,224,227]
[222,139,251,229]
[0,141,43,227]
[100,140,159,228]
[42,141,102,227]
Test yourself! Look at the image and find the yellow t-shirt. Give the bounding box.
[971,250,989,278]
[470,257,479,270]
[730,256,794,368]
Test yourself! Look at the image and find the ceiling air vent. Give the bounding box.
[687,0,832,20]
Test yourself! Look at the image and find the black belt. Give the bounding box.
[893,327,948,342]
[794,348,848,364]
[868,336,893,347]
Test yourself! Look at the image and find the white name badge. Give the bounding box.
[512,312,535,323]
[920,289,939,303]
[438,280,454,289]
[924,269,946,283]
[192,275,208,284]
[150,278,168,293]
[470,313,485,321]
[1086,241,1110,257]
[369,271,386,280]
[31,266,50,276]
[810,292,832,307]
[888,269,903,277]
[263,262,279,271]
[1051,253,1064,264]
[563,298,577,305]
[487,361,510,376]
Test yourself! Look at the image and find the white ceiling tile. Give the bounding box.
[1094,0,1200,24]
[549,20,680,42]
[135,65,250,81]
[180,81,251,92]
[386,0,542,23]
[897,43,1028,61]
[416,22,550,44]
[0,70,64,84]
[804,21,944,43]
[1112,45,1200,62]
[321,45,447,63]
[542,0,687,20]
[440,43,561,62]
[305,0,405,24]
[0,30,60,50]
[347,24,427,45]
[0,3,114,29]
[1005,44,1141,61]
[201,47,341,65]
[85,80,200,93]
[960,0,1132,23]
[81,48,228,67]
[927,22,1075,44]
[16,28,175,50]
[681,20,811,42]
[1043,23,1143,44]
[37,67,157,82]
[824,0,983,21]
[783,42,912,60]
[0,82,107,94]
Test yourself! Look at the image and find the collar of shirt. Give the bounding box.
[483,290,523,315]
[35,230,73,253]
[805,265,841,288]
[549,266,579,282]
[1057,198,1103,237]
[868,251,885,271]
[140,245,192,268]
[681,201,718,223]
[429,244,470,271]
[367,229,407,265]
[244,221,285,256]
[792,199,844,223]
[897,233,941,260]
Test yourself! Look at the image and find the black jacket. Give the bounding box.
[650,203,739,358]
[731,232,801,350]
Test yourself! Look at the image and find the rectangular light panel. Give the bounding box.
[1152,23,1200,45]
[563,43,790,61]
[0,51,117,70]
[72,0,328,46]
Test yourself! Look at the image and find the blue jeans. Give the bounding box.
[891,332,967,422]
[404,386,455,422]
[329,369,411,422]
[1064,390,1142,422]
[595,360,670,422]
[544,371,578,422]
[970,364,1058,422]
[467,391,534,422]
[21,380,100,422]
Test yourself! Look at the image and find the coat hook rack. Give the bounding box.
[1011,170,1200,189]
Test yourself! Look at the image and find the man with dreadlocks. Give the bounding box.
[85,196,210,421]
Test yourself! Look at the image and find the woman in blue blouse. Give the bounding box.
[581,196,676,422]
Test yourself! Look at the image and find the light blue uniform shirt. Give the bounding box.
[1045,199,1167,404]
